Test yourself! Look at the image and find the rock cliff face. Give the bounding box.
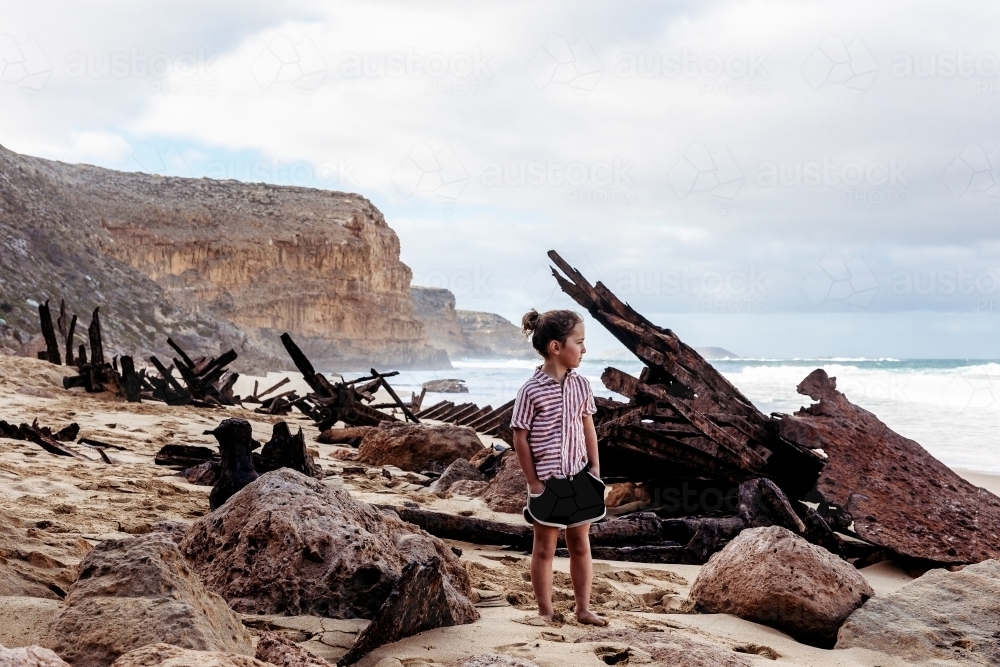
[411,287,533,360]
[0,144,448,372]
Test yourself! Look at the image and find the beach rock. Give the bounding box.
[109,644,268,667]
[836,559,1000,664]
[576,629,752,667]
[337,556,479,665]
[317,426,373,446]
[256,422,322,480]
[605,482,651,508]
[180,469,472,619]
[430,459,485,493]
[447,480,489,497]
[422,378,468,393]
[46,534,254,667]
[480,452,527,514]
[254,632,331,667]
[148,521,190,545]
[0,644,70,667]
[206,418,259,511]
[180,461,218,486]
[357,422,484,472]
[689,526,872,647]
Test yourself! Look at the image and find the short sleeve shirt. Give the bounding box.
[510,367,597,481]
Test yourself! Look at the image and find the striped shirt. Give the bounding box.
[510,367,597,481]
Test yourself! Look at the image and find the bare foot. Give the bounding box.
[537,612,554,622]
[576,610,608,626]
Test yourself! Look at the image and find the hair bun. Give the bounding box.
[521,309,541,334]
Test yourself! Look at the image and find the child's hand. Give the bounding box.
[528,479,545,495]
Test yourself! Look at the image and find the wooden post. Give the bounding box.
[88,308,105,366]
[38,300,62,365]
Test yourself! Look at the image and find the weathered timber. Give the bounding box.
[778,368,1000,564]
[415,401,453,419]
[371,368,420,423]
[20,421,87,459]
[256,421,322,479]
[119,356,142,402]
[78,437,128,451]
[577,544,688,564]
[206,418,259,510]
[37,300,62,365]
[385,505,533,547]
[549,250,824,501]
[88,308,105,365]
[154,444,218,468]
[256,377,289,400]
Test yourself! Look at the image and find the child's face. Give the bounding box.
[549,321,587,368]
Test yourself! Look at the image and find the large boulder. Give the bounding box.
[480,452,527,514]
[109,644,268,667]
[688,526,873,647]
[357,422,484,472]
[45,534,254,667]
[180,469,472,619]
[0,644,70,667]
[836,559,1000,665]
[337,557,479,665]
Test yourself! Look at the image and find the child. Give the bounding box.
[510,308,608,626]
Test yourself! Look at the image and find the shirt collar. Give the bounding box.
[532,366,576,385]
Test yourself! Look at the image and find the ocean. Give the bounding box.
[339,357,1000,475]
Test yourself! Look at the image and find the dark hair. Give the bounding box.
[521,309,584,357]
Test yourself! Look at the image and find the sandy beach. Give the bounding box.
[0,354,975,666]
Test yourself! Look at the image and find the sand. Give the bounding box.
[0,355,974,666]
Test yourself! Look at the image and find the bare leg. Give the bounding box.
[566,523,608,626]
[531,524,559,619]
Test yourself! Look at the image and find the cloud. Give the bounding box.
[2,0,1000,356]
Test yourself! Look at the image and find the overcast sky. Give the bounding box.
[3,0,1000,358]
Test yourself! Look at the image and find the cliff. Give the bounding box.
[0,144,448,372]
[411,287,534,360]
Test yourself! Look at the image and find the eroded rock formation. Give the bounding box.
[410,287,533,360]
[0,144,447,371]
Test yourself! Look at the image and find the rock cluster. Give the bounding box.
[357,422,484,473]
[46,534,253,667]
[688,526,873,647]
[180,469,472,619]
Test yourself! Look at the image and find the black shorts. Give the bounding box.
[523,467,607,528]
